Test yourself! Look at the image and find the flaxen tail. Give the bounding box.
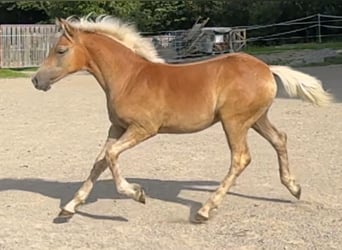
[270,65,333,106]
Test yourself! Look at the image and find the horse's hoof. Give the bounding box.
[293,184,301,200]
[53,209,74,224]
[288,182,301,200]
[58,209,74,218]
[132,184,146,204]
[138,189,146,204]
[192,211,209,224]
[53,216,70,224]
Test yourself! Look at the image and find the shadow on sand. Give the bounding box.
[0,177,292,223]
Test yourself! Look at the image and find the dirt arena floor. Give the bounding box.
[0,65,341,249]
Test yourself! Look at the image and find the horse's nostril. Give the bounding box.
[31,76,38,87]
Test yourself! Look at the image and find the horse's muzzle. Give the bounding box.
[31,75,51,91]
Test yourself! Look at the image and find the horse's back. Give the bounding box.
[158,52,276,112]
[144,53,276,132]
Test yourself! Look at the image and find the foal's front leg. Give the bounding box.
[105,125,155,203]
[58,125,124,219]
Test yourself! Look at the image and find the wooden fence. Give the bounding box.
[0,24,57,68]
[0,24,246,68]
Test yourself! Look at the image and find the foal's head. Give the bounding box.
[32,18,88,91]
[32,15,164,91]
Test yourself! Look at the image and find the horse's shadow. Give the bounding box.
[0,177,291,222]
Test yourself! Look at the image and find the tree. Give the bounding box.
[1,0,342,31]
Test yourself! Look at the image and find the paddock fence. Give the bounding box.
[1,13,342,68]
[0,24,245,68]
[0,24,57,68]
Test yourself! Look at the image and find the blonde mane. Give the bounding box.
[66,15,165,63]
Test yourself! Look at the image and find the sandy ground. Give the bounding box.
[0,65,341,250]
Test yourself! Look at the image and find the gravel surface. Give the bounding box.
[0,65,341,249]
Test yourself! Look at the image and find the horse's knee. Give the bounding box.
[232,149,251,175]
[105,146,119,165]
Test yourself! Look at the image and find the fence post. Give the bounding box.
[317,13,322,43]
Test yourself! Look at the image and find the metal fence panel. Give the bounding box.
[146,28,246,63]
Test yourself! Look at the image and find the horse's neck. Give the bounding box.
[83,33,145,94]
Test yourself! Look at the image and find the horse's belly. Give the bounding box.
[159,113,218,133]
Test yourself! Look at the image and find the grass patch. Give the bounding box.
[324,56,342,64]
[16,67,38,72]
[243,41,342,55]
[0,68,30,78]
[301,56,342,67]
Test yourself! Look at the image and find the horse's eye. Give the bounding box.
[56,47,69,55]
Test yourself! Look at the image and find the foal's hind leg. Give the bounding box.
[253,112,301,199]
[59,125,124,218]
[196,121,251,222]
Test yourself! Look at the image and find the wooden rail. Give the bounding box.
[0,24,57,68]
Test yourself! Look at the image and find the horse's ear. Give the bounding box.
[55,17,63,28]
[55,17,75,41]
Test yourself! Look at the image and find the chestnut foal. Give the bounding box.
[32,16,332,222]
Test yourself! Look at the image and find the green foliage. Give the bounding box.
[244,41,342,55]
[1,0,342,30]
